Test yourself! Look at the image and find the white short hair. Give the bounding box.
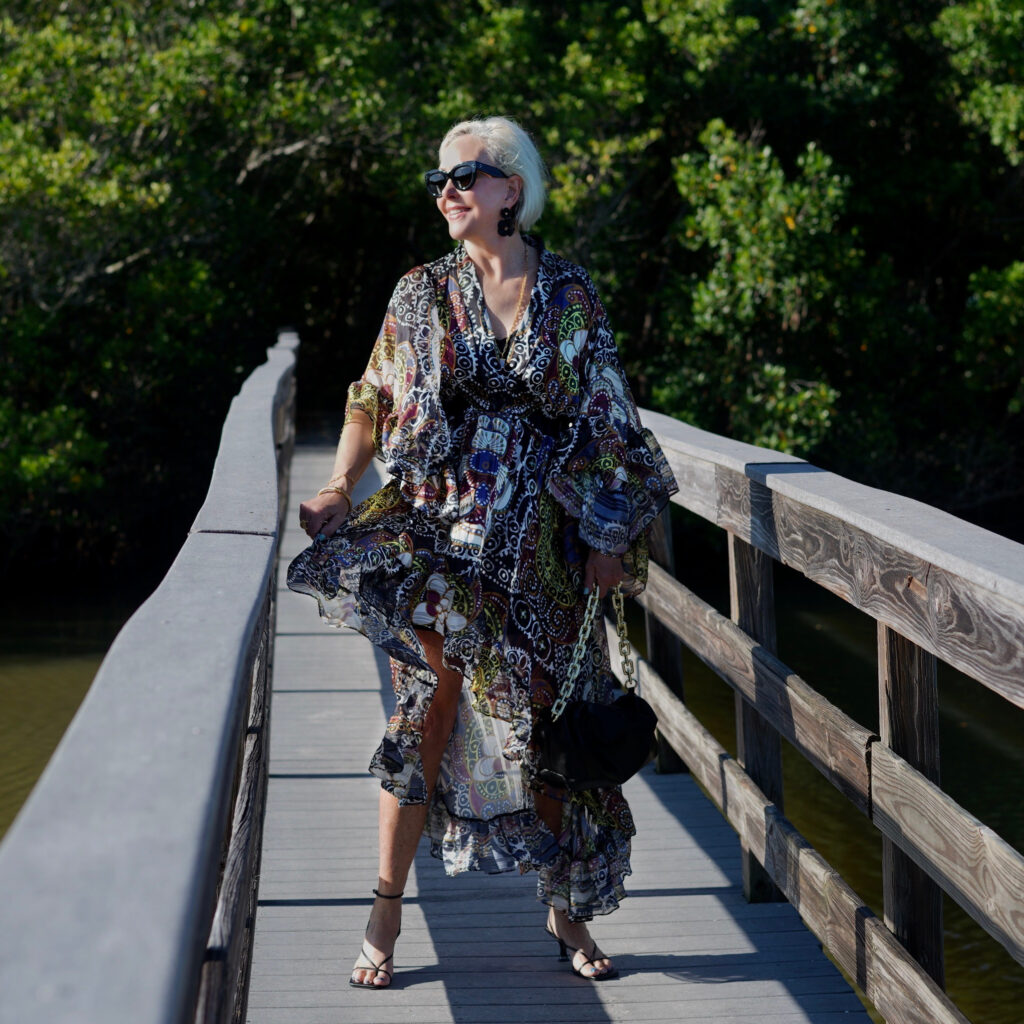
[440,116,547,231]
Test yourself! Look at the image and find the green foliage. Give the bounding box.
[2,0,1024,573]
[0,0,418,565]
[959,262,1024,415]
[935,1,1024,165]
[0,398,107,552]
[650,121,853,454]
[644,0,759,73]
[730,363,838,454]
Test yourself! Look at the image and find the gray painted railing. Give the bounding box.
[0,330,298,1024]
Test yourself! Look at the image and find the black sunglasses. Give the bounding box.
[423,160,508,198]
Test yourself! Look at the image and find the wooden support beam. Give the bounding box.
[871,743,1024,969]
[644,508,686,773]
[711,462,1024,712]
[638,563,874,813]
[877,623,945,987]
[194,611,273,1024]
[728,532,784,902]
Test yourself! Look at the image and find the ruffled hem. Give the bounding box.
[426,804,559,875]
[424,794,633,922]
[539,821,633,922]
[286,486,553,772]
[415,677,634,921]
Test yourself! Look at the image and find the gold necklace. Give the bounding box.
[503,240,531,357]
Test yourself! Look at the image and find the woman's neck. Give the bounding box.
[464,234,535,341]
[464,235,525,286]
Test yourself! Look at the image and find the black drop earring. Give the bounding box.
[497,205,517,237]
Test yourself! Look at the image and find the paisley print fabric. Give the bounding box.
[287,237,677,921]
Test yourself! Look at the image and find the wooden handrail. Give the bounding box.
[642,408,1024,708]
[0,330,298,1024]
[617,408,1024,1024]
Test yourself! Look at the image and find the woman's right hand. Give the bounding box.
[298,491,351,539]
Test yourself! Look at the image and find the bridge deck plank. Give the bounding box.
[246,442,872,1024]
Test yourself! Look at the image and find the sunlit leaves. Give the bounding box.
[0,399,107,541]
[959,261,1024,413]
[935,1,1024,164]
[2,0,1024,567]
[782,0,898,104]
[676,120,854,330]
[730,363,838,453]
[643,0,758,74]
[653,120,854,454]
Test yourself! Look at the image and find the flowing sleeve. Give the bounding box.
[546,275,678,578]
[344,267,459,515]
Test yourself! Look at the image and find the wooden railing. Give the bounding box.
[0,330,297,1024]
[609,408,1024,1024]
[3,334,1020,1024]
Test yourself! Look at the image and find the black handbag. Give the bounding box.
[534,587,658,791]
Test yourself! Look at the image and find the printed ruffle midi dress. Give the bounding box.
[287,237,677,921]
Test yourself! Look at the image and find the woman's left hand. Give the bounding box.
[584,550,625,598]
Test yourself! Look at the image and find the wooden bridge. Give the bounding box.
[1,332,1022,1024]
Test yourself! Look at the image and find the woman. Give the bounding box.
[288,116,677,988]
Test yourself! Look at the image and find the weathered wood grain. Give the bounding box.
[191,334,297,1024]
[729,534,783,902]
[274,369,297,530]
[645,508,686,774]
[878,624,944,986]
[637,561,875,814]
[644,412,1024,604]
[664,449,719,524]
[640,407,807,478]
[871,742,1024,968]
[861,915,972,1024]
[639,665,970,1024]
[191,341,298,539]
[195,608,272,1024]
[718,469,785,561]
[713,464,1024,709]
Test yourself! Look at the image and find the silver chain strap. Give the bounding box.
[550,585,637,722]
[612,587,638,693]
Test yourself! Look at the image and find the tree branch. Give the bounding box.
[235,135,333,184]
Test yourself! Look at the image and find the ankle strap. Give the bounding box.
[373,888,404,899]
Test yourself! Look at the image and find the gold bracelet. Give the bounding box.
[327,472,354,491]
[317,485,352,507]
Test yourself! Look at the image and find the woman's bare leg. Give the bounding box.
[352,629,462,987]
[534,790,615,978]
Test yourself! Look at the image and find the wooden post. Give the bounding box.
[645,507,687,773]
[878,623,945,987]
[728,533,785,902]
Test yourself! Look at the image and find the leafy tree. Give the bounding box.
[653,119,856,452]
[935,0,1024,166]
[2,0,1024,578]
[0,1,424,565]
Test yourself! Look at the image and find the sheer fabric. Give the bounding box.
[287,238,677,919]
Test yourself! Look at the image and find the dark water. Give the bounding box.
[672,513,1024,1024]
[2,527,1022,1022]
[0,596,136,839]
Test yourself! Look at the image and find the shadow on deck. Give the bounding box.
[245,442,870,1024]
